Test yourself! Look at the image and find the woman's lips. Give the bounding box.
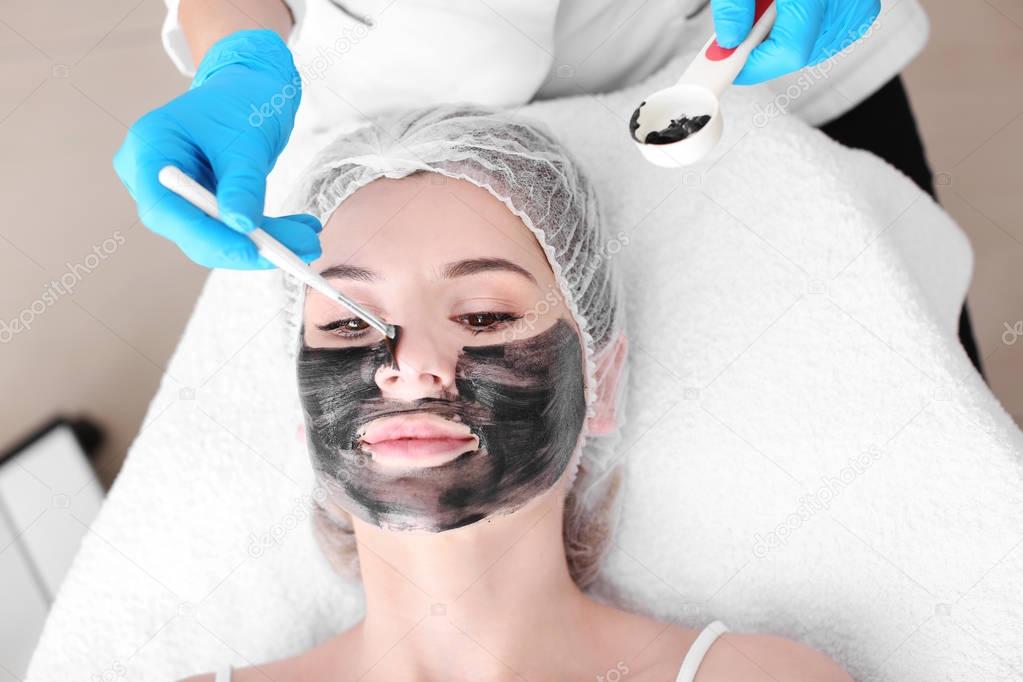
[362,437,478,468]
[359,414,480,468]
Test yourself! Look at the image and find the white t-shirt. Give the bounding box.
[159,0,929,209]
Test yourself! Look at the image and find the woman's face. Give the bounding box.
[297,173,588,533]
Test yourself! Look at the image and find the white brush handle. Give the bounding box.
[156,165,392,338]
[679,0,777,96]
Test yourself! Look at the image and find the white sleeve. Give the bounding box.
[159,0,306,76]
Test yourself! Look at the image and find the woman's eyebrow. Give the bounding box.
[318,264,377,281]
[316,258,537,283]
[441,258,536,283]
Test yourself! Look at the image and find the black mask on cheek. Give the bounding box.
[296,318,587,532]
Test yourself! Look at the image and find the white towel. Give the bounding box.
[26,50,1023,682]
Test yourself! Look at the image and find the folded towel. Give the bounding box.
[27,50,1023,682]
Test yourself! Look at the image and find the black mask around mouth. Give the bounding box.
[296,318,587,532]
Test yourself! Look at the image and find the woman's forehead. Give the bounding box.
[314,175,552,277]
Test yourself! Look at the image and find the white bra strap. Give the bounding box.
[675,620,730,682]
[214,665,232,682]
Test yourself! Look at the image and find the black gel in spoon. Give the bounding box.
[630,101,711,145]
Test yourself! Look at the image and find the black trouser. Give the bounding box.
[817,76,985,378]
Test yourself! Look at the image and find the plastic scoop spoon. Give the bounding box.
[629,0,777,168]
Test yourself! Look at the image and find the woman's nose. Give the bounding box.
[374,328,457,400]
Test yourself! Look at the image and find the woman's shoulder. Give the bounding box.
[623,617,853,682]
[694,630,854,682]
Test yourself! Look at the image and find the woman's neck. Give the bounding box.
[349,487,593,679]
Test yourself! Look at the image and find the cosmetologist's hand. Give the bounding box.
[711,0,881,85]
[114,29,321,269]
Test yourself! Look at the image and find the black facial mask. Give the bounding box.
[297,318,587,532]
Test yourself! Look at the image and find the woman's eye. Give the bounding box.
[456,312,522,334]
[317,318,370,338]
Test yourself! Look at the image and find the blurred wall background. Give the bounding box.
[0,0,1020,487]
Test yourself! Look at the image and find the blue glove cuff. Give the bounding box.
[191,29,299,90]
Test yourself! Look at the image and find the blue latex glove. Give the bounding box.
[114,29,321,269]
[712,0,881,85]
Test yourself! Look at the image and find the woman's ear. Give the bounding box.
[586,331,628,436]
